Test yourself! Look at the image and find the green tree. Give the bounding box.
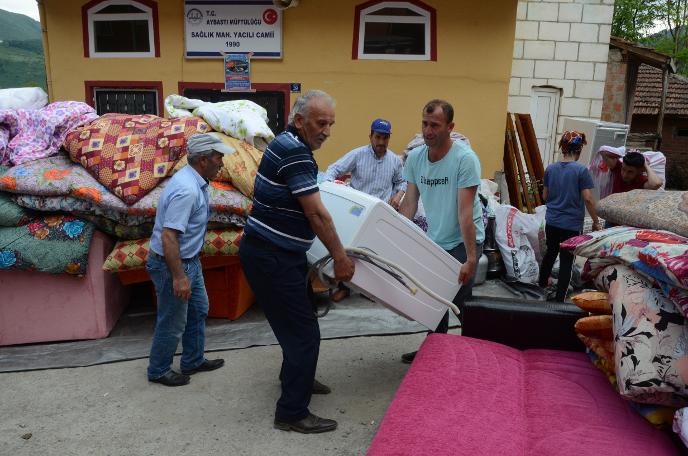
[612,0,662,41]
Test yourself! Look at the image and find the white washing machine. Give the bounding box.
[307,182,461,330]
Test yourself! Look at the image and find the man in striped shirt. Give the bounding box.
[322,118,406,209]
[239,90,355,434]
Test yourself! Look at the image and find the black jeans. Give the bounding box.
[239,236,319,422]
[434,242,484,333]
[538,225,579,302]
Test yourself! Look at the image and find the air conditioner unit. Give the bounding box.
[561,117,629,168]
[307,182,460,330]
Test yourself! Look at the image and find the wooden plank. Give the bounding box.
[513,113,542,207]
[514,114,545,182]
[506,114,534,213]
[503,114,523,211]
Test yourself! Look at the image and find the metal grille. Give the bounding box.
[94,89,158,115]
[183,89,285,134]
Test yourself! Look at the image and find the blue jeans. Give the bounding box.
[147,253,209,380]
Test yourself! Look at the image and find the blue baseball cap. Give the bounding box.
[371,118,392,135]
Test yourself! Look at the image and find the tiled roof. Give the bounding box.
[634,64,688,116]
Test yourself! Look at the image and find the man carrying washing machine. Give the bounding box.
[240,90,355,434]
[398,99,485,364]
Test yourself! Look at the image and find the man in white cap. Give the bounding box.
[146,133,232,387]
[322,118,406,301]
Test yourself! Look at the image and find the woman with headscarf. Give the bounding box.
[538,131,601,302]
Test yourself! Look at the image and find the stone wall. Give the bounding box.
[508,0,615,146]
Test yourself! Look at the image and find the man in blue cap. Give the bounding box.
[146,133,232,387]
[322,118,406,301]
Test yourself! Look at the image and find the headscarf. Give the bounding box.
[559,130,587,155]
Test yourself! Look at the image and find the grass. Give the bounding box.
[0,41,46,90]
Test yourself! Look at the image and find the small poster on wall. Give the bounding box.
[224,53,253,91]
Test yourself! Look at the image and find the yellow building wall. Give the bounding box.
[42,0,516,176]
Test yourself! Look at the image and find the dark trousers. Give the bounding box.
[538,225,579,302]
[434,242,484,333]
[239,236,319,422]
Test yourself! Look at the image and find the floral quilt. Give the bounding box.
[0,166,34,227]
[78,214,154,240]
[0,154,252,223]
[562,227,688,318]
[63,113,210,205]
[0,102,98,166]
[598,190,688,238]
[164,95,274,146]
[0,214,94,275]
[593,264,688,407]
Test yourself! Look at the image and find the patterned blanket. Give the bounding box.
[598,190,688,238]
[103,228,243,272]
[562,227,688,318]
[164,95,274,146]
[0,102,98,166]
[594,264,688,407]
[0,154,252,224]
[63,113,211,205]
[0,213,95,275]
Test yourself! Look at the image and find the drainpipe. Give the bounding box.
[37,0,54,101]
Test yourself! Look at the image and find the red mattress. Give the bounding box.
[368,334,679,456]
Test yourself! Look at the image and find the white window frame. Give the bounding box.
[357,1,431,61]
[87,0,155,58]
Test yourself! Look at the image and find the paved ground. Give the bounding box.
[0,333,426,456]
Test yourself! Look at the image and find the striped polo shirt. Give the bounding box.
[244,126,319,252]
[322,144,407,202]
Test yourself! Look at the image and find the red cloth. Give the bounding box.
[611,161,647,194]
[367,334,679,456]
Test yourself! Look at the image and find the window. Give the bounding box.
[677,128,688,137]
[353,1,436,61]
[94,89,158,115]
[83,0,160,58]
[85,81,163,115]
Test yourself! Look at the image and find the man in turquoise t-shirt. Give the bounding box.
[399,99,485,363]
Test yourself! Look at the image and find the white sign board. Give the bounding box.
[185,1,282,58]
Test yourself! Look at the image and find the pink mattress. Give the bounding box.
[368,334,679,456]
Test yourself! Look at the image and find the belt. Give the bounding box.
[148,250,199,262]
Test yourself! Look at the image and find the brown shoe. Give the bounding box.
[331,287,350,302]
[274,413,338,433]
